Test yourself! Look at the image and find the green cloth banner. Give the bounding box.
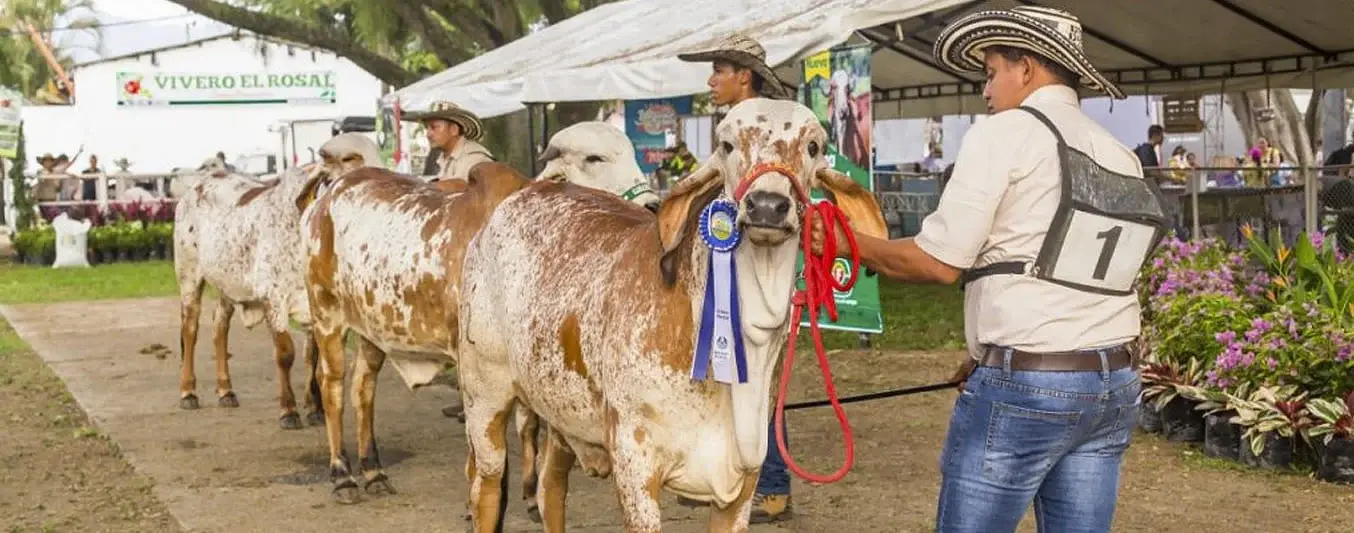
[795,44,883,334]
[116,71,336,106]
[0,87,21,160]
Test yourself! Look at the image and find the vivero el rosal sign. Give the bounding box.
[117,71,337,106]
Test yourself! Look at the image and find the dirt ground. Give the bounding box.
[3,297,1354,532]
[0,319,180,533]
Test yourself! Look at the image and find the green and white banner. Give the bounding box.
[795,44,883,334]
[0,86,21,159]
[116,71,337,106]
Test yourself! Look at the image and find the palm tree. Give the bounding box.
[0,0,103,104]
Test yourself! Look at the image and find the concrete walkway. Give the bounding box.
[1,297,749,532]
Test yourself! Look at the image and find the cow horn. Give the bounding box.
[537,145,561,164]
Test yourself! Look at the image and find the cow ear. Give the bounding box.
[814,168,887,240]
[657,163,722,286]
[294,165,331,212]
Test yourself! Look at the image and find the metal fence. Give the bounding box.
[872,165,1354,250]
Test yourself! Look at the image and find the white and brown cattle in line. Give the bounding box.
[172,133,380,429]
[297,120,661,505]
[456,98,888,532]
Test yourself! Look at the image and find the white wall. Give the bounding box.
[21,35,383,174]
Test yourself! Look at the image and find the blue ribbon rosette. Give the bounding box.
[691,197,749,384]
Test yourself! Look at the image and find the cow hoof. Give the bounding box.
[279,413,303,430]
[442,404,463,418]
[364,474,396,497]
[332,480,361,505]
[526,503,541,523]
[306,410,326,427]
[179,394,200,410]
[218,392,239,408]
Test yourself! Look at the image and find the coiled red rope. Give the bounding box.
[734,164,860,485]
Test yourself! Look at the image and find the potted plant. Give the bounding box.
[11,229,33,264]
[1231,385,1310,470]
[1143,358,1208,442]
[1306,392,1354,484]
[33,228,56,265]
[1196,382,1251,460]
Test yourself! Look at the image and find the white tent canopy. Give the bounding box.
[383,0,968,118]
[386,0,1354,120]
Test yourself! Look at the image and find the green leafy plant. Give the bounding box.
[1229,384,1312,456]
[1142,357,1208,409]
[1306,392,1354,445]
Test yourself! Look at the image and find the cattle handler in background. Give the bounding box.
[407,100,494,184]
[403,100,494,420]
[674,32,798,524]
[812,7,1165,532]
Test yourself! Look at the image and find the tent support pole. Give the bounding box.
[528,103,539,176]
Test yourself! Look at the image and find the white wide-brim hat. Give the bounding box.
[933,6,1126,100]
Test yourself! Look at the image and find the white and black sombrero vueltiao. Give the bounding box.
[933,6,1127,100]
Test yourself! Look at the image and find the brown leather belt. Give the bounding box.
[978,345,1133,372]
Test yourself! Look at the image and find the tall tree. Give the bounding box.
[0,0,102,104]
[165,0,614,167]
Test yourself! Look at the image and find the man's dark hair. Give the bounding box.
[985,45,1079,89]
[1147,124,1164,139]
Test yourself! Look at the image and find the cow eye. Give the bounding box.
[808,141,820,158]
[585,155,605,163]
[721,141,734,154]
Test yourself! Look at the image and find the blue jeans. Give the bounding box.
[757,419,790,495]
[935,348,1140,533]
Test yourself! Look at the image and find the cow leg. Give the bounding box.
[272,330,303,430]
[315,325,359,504]
[707,472,760,533]
[466,403,513,533]
[177,279,205,410]
[301,333,325,426]
[212,295,238,408]
[610,426,664,533]
[352,336,394,496]
[536,428,577,533]
[516,404,542,522]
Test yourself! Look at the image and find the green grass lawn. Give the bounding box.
[0,260,179,305]
[0,260,966,351]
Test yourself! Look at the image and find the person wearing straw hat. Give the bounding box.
[403,100,493,421]
[672,32,797,524]
[405,100,493,183]
[810,6,1168,532]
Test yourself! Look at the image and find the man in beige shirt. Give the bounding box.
[404,100,493,420]
[406,100,494,183]
[813,7,1168,533]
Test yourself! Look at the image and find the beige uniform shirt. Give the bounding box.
[914,85,1143,359]
[435,139,494,181]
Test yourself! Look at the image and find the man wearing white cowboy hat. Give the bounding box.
[405,100,494,183]
[672,32,797,524]
[810,6,1167,532]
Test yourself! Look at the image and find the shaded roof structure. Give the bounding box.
[386,0,1354,120]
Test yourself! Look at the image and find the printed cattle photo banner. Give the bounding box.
[797,44,882,334]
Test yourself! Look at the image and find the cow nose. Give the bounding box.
[743,190,792,227]
[644,200,661,213]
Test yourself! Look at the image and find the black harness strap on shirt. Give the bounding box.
[959,261,1027,290]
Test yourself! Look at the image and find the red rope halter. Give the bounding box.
[733,163,860,485]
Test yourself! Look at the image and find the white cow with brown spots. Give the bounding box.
[456,98,888,532]
[296,121,661,507]
[172,133,380,429]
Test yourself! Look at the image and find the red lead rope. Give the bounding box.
[734,163,861,485]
